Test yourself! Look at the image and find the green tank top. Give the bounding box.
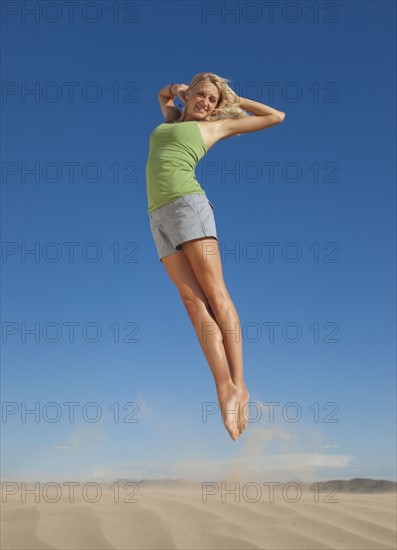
[146,121,208,213]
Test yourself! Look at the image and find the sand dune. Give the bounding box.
[1,479,396,549]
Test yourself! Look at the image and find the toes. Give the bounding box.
[236,408,248,434]
[225,420,240,441]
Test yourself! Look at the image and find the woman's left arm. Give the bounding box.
[238,96,285,118]
[215,96,285,140]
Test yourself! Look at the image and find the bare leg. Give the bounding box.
[180,238,250,434]
[205,292,250,434]
[185,299,245,441]
[162,250,244,440]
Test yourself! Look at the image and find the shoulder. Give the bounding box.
[164,109,182,124]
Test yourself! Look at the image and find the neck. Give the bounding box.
[178,109,197,123]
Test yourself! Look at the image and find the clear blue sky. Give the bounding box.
[1,0,395,483]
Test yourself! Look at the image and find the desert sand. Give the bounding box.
[1,479,396,549]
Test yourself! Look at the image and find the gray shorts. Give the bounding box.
[148,194,217,262]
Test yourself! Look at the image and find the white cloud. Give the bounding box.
[86,452,354,483]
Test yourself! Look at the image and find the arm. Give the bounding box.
[157,83,187,122]
[216,96,285,139]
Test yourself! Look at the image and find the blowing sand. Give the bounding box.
[1,480,396,549]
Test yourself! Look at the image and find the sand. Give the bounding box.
[1,480,396,549]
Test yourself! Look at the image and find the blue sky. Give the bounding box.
[1,0,395,483]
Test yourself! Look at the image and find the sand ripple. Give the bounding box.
[1,484,396,549]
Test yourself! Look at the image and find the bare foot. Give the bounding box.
[217,382,245,441]
[236,384,250,435]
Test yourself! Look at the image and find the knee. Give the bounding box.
[206,288,229,318]
[180,293,207,319]
[181,293,223,343]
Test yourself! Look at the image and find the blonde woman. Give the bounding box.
[146,72,285,441]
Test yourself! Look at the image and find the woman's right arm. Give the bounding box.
[157,84,188,121]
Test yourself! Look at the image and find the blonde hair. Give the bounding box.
[187,72,249,121]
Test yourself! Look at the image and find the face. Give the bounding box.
[185,80,220,119]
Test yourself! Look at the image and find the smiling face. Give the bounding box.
[185,79,220,120]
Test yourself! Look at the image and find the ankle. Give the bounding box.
[232,379,247,391]
[216,378,236,395]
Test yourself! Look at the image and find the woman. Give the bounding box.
[146,72,285,441]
